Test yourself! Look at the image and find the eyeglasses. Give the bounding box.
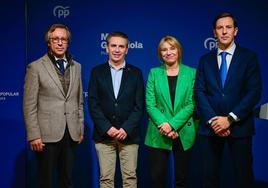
[49,37,68,44]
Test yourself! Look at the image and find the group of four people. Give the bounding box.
[23,12,262,188]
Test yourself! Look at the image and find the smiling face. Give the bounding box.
[48,28,69,58]
[214,16,238,50]
[159,41,179,67]
[106,36,128,66]
[158,36,182,67]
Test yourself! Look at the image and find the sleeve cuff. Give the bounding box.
[229,112,239,121]
[207,118,213,125]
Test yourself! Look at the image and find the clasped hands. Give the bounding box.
[210,116,231,137]
[107,127,127,141]
[158,122,178,139]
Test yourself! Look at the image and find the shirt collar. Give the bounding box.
[217,43,236,56]
[55,55,67,62]
[108,61,126,70]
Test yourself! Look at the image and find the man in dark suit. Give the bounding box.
[195,13,262,188]
[23,24,84,188]
[88,32,144,188]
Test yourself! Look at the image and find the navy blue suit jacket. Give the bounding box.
[195,46,262,137]
[88,62,144,144]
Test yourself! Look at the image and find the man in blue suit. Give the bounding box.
[88,32,144,188]
[195,12,262,188]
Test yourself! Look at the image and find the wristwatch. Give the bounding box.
[227,114,235,125]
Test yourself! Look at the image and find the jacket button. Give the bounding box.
[161,109,164,113]
[187,122,191,126]
[114,103,118,107]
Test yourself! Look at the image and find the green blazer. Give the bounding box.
[144,63,198,151]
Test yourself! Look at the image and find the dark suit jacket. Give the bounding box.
[195,45,262,137]
[88,62,144,144]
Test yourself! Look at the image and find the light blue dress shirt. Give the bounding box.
[109,61,126,99]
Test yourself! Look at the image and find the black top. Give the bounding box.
[168,75,178,109]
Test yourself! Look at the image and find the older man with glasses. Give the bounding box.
[23,23,84,188]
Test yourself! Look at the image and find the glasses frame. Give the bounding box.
[49,37,68,44]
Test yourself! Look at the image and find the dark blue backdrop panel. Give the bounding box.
[0,1,26,188]
[26,0,268,187]
[0,0,265,188]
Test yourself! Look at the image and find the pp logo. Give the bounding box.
[53,6,70,18]
[204,37,217,50]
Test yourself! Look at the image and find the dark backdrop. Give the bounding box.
[1,0,267,187]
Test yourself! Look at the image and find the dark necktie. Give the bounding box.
[220,52,228,87]
[56,59,65,75]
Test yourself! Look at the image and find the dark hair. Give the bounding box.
[106,32,129,46]
[213,12,238,29]
[45,23,71,43]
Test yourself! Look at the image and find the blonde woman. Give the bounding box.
[145,36,198,188]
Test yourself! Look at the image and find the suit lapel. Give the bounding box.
[224,47,241,88]
[159,65,173,112]
[41,55,65,96]
[66,63,75,99]
[117,65,129,99]
[173,64,186,112]
[103,63,115,99]
[210,51,223,89]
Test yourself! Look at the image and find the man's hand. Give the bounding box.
[115,128,127,141]
[78,135,84,144]
[210,116,231,134]
[217,128,231,137]
[107,127,119,138]
[30,138,45,152]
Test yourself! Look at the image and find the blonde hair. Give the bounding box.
[158,35,182,63]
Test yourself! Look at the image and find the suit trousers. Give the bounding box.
[36,127,78,188]
[148,138,192,188]
[95,140,139,188]
[200,135,254,188]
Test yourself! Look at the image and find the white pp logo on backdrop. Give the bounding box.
[204,37,217,50]
[53,6,70,18]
